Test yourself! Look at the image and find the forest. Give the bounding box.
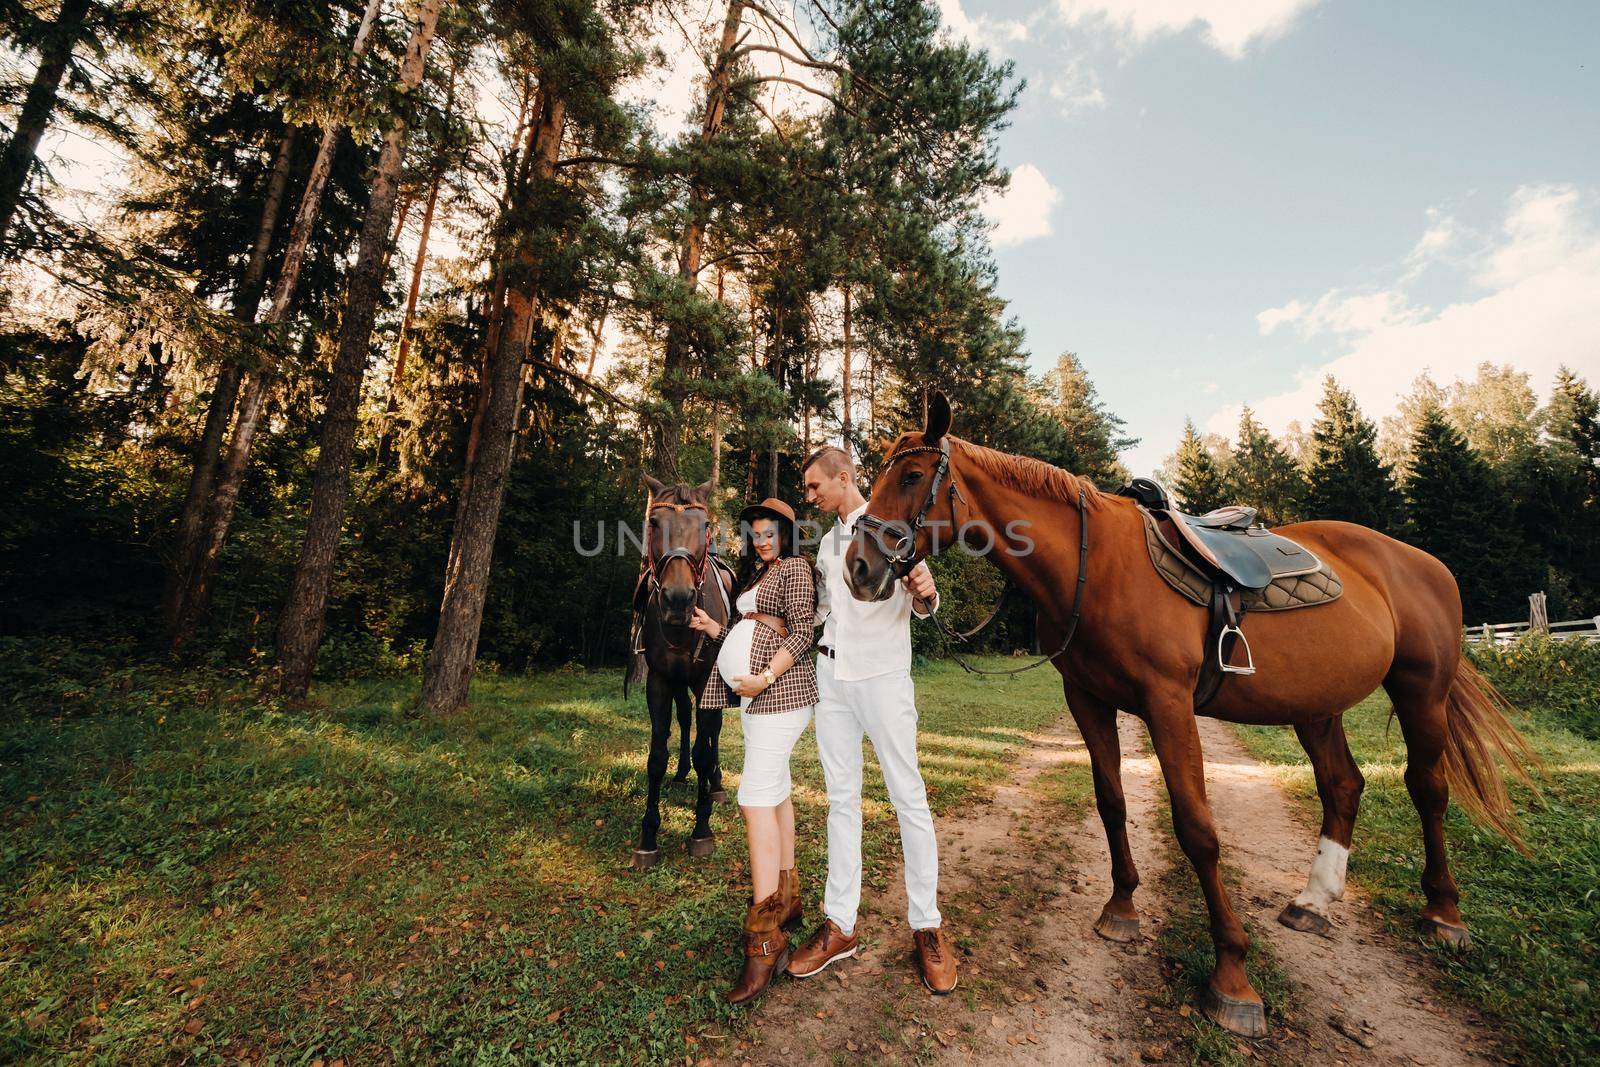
[1,0,1596,708]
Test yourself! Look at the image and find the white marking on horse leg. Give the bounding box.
[1291,836,1349,916]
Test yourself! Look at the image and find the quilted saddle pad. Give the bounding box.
[1140,509,1344,612]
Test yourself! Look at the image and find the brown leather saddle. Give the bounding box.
[1117,478,1341,708]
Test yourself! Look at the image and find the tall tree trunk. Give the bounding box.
[421,89,567,716]
[375,62,452,469]
[0,0,91,254]
[162,126,297,632]
[167,0,384,650]
[163,129,300,639]
[377,189,416,288]
[709,267,724,495]
[275,0,447,697]
[649,0,745,481]
[868,345,877,440]
[841,286,852,456]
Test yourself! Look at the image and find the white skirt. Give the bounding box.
[738,705,814,806]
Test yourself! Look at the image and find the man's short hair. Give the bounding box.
[802,445,854,479]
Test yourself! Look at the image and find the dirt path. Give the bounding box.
[709,713,1503,1066]
[1190,717,1505,1065]
[714,713,1174,1065]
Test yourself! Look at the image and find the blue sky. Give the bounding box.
[957,0,1600,474]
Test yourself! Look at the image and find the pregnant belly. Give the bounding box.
[717,619,759,686]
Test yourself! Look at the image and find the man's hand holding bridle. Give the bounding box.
[904,560,938,613]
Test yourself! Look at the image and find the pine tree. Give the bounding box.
[1036,352,1135,485]
[274,0,449,697]
[1302,376,1402,533]
[1173,419,1227,513]
[1226,407,1304,526]
[1404,405,1535,622]
[1537,367,1600,612]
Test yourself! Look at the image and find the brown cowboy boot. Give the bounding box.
[726,892,789,1006]
[778,868,803,931]
[913,926,958,995]
[786,919,859,978]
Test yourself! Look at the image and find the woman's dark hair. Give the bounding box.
[733,513,800,599]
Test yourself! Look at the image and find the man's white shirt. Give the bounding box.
[814,503,937,682]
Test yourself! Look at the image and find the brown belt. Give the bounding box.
[744,612,789,640]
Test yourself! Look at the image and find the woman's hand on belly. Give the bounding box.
[730,674,769,698]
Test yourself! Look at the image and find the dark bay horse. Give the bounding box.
[632,476,732,869]
[845,392,1534,1037]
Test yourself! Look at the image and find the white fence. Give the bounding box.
[1465,616,1600,647]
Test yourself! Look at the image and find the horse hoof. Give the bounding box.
[1200,984,1269,1038]
[710,789,729,804]
[633,849,661,870]
[1093,911,1141,943]
[688,836,715,858]
[668,778,691,793]
[1277,903,1332,937]
[1416,915,1472,949]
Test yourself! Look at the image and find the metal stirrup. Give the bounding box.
[1218,624,1256,675]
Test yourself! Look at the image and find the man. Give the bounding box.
[786,444,957,994]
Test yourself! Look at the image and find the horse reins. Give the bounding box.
[859,438,1090,677]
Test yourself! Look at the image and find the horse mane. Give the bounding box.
[950,436,1109,509]
[648,483,701,506]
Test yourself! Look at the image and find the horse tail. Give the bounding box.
[1440,657,1538,855]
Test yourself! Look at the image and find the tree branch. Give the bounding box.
[741,2,826,67]
[733,74,856,117]
[734,88,790,143]
[523,356,636,410]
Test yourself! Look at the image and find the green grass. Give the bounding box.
[1232,680,1600,1066]
[0,658,1066,1065]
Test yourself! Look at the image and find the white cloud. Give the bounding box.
[1048,56,1110,114]
[1215,184,1600,440]
[1477,184,1589,289]
[938,0,1030,50]
[982,163,1061,247]
[1053,0,1322,59]
[1256,288,1419,339]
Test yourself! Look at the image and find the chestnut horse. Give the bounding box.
[845,392,1533,1037]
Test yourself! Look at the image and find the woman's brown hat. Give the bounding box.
[738,497,800,549]
[738,497,796,527]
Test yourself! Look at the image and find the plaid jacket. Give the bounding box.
[700,554,818,714]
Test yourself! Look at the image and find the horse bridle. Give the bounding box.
[645,499,712,592]
[854,437,954,579]
[643,499,718,658]
[856,436,1089,677]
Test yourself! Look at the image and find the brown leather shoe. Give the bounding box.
[778,868,803,931]
[913,926,958,994]
[726,892,789,1006]
[786,919,859,979]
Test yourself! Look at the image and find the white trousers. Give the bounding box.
[738,705,813,806]
[814,655,941,933]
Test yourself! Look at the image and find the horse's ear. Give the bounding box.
[692,478,713,502]
[643,473,666,497]
[924,390,952,445]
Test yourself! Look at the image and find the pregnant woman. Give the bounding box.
[689,497,817,1005]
